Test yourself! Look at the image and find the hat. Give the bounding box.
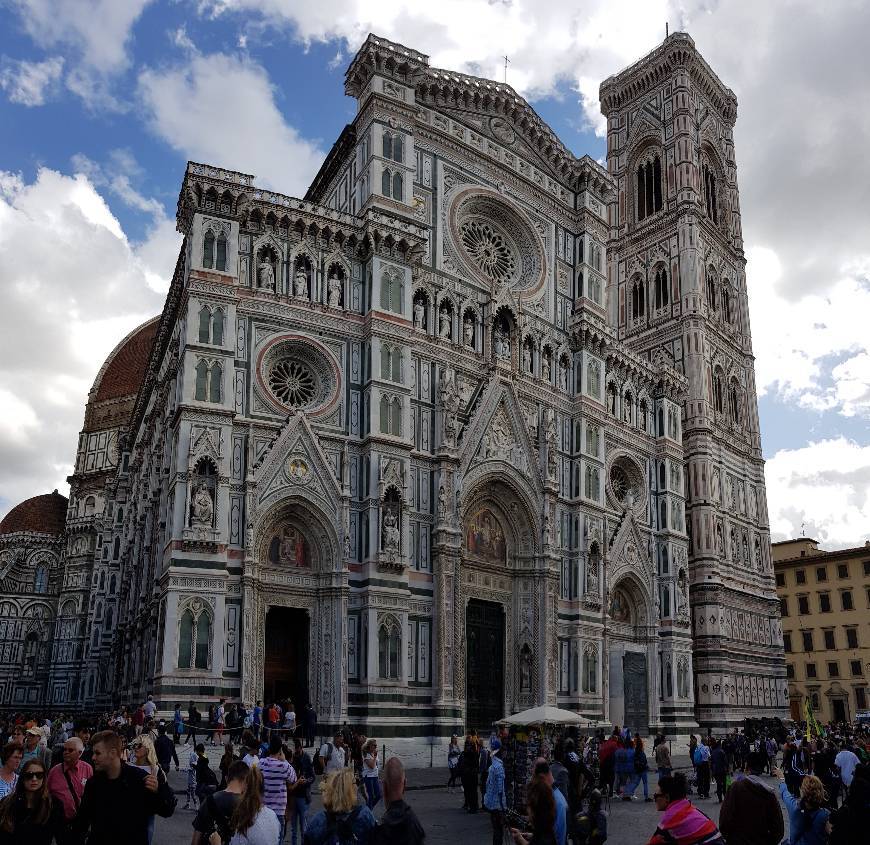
[490,738,501,752]
[26,727,42,736]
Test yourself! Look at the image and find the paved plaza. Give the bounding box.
[152,754,794,845]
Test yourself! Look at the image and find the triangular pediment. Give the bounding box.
[254,413,341,514]
[607,509,652,585]
[459,377,543,488]
[625,110,663,151]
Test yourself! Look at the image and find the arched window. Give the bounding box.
[380,268,404,314]
[99,571,105,591]
[666,660,674,697]
[109,574,117,593]
[195,359,209,401]
[112,537,120,560]
[677,660,689,698]
[391,398,402,436]
[22,632,38,677]
[636,154,663,221]
[660,500,668,530]
[34,566,48,594]
[392,171,403,201]
[209,363,222,403]
[706,273,718,311]
[378,617,401,680]
[202,229,215,269]
[105,605,114,630]
[84,496,96,517]
[722,286,732,324]
[380,344,401,382]
[702,160,718,224]
[654,266,669,309]
[115,508,123,525]
[728,379,740,425]
[177,602,212,670]
[630,276,645,321]
[381,167,392,197]
[379,395,390,434]
[198,306,211,343]
[713,370,724,414]
[215,233,227,272]
[211,308,224,346]
[382,132,393,160]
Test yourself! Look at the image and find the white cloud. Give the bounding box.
[138,52,325,193]
[766,437,870,549]
[0,167,170,516]
[0,56,64,106]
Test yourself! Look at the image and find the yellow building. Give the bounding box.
[773,538,870,723]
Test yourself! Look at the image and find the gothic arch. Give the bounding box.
[608,571,653,628]
[254,495,340,574]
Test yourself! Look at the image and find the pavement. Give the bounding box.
[151,744,794,844]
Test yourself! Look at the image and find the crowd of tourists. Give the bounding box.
[445,722,870,845]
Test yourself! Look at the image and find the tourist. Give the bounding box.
[834,740,860,791]
[283,703,297,739]
[303,766,376,845]
[370,757,425,845]
[654,737,672,781]
[173,704,184,744]
[143,695,157,722]
[289,738,315,845]
[191,759,248,845]
[548,747,569,805]
[0,759,64,844]
[46,736,92,833]
[532,758,567,845]
[597,731,618,797]
[240,731,260,768]
[710,739,729,803]
[718,760,784,845]
[154,723,179,775]
[317,733,346,777]
[459,737,479,812]
[132,706,145,737]
[613,735,635,797]
[828,764,870,843]
[624,736,651,801]
[509,778,557,845]
[70,730,176,845]
[214,699,226,747]
[73,726,92,768]
[483,738,507,845]
[20,727,51,773]
[259,733,297,841]
[774,768,829,845]
[782,741,806,797]
[185,702,200,746]
[303,704,317,748]
[575,788,607,845]
[185,742,199,810]
[129,735,164,845]
[693,737,712,800]
[0,746,21,800]
[447,735,461,792]
[362,739,381,810]
[195,743,219,805]
[227,764,280,845]
[647,772,725,845]
[218,743,238,789]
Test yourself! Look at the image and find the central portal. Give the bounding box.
[263,607,309,707]
[466,599,505,732]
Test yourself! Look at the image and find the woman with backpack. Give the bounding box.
[623,736,650,801]
[302,767,376,845]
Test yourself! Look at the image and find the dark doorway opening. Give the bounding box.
[466,599,504,732]
[623,652,649,734]
[832,698,847,723]
[264,607,309,709]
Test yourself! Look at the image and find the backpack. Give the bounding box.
[314,742,333,776]
[206,793,235,845]
[309,806,362,845]
[634,750,648,772]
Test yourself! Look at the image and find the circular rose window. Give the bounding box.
[608,456,644,507]
[258,336,338,415]
[610,465,630,502]
[449,189,545,294]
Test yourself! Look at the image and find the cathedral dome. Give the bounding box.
[0,490,67,536]
[92,317,160,403]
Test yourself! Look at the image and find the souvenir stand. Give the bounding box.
[497,706,592,811]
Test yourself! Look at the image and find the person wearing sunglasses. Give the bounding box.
[647,772,725,845]
[0,759,65,844]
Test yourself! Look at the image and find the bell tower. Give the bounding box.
[600,32,786,728]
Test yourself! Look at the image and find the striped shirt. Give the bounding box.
[259,756,296,815]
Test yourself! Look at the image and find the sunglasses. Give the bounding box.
[23,772,45,780]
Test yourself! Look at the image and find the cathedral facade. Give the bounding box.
[0,32,785,736]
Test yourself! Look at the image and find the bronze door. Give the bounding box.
[466,599,504,732]
[623,652,648,733]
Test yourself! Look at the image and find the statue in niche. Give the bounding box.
[542,354,552,383]
[586,557,598,594]
[712,468,721,502]
[522,344,532,373]
[607,386,616,415]
[715,521,725,557]
[623,399,631,423]
[520,646,532,692]
[344,533,351,560]
[495,324,510,360]
[439,368,460,448]
[754,536,762,571]
[559,359,568,391]
[742,534,750,566]
[545,407,558,477]
[327,273,342,308]
[439,308,451,339]
[463,316,474,347]
[294,269,309,300]
[382,506,400,553]
[190,481,214,526]
[437,484,447,518]
[413,299,425,329]
[676,571,689,617]
[257,257,275,291]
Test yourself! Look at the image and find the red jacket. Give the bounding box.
[598,738,618,765]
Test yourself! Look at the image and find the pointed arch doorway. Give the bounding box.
[263,606,309,708]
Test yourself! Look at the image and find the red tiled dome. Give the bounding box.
[0,490,68,536]
[93,317,159,402]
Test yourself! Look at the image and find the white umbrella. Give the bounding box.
[497,705,594,727]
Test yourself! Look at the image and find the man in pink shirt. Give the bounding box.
[47,737,93,823]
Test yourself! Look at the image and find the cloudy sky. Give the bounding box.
[1,0,868,548]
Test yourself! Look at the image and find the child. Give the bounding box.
[184,744,199,809]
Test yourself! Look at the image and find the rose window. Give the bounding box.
[610,465,630,502]
[268,359,316,407]
[459,219,517,284]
